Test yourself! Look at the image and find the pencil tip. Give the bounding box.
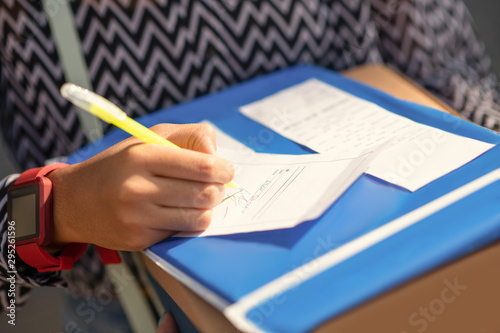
[225,181,239,189]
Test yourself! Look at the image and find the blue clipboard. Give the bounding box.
[68,65,500,332]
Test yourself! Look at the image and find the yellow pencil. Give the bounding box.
[60,83,237,189]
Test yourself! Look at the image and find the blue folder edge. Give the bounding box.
[68,65,500,332]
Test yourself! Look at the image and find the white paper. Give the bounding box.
[240,79,495,191]
[201,120,254,154]
[177,149,374,237]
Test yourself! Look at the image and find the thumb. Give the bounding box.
[164,123,218,154]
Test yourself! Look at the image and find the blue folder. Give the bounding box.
[69,65,500,332]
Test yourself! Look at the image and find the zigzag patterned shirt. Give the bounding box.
[1,0,500,311]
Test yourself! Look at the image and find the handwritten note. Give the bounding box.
[177,128,375,237]
[240,79,494,191]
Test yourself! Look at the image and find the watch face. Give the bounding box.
[8,184,39,242]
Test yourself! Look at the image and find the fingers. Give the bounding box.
[143,177,225,209]
[156,313,178,333]
[121,206,212,250]
[120,173,225,209]
[132,143,235,185]
[102,204,212,250]
[149,123,217,154]
[151,206,213,232]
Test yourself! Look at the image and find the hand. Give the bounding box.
[47,123,234,251]
[156,313,179,333]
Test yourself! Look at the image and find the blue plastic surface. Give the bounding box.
[69,65,500,332]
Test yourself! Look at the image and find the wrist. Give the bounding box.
[8,163,88,272]
[46,165,81,246]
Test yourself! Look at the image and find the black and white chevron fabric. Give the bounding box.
[371,0,500,128]
[1,0,499,312]
[2,0,498,170]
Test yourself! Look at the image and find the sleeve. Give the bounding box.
[0,174,68,313]
[370,0,500,130]
[0,2,113,311]
[0,174,114,313]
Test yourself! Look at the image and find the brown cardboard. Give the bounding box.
[143,65,500,332]
[315,242,500,333]
[143,256,240,333]
[342,64,465,119]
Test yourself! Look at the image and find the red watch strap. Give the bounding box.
[14,163,70,184]
[17,242,88,272]
[95,246,122,265]
[14,163,121,270]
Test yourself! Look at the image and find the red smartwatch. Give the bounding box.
[7,163,87,272]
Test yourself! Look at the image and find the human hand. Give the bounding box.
[47,123,234,251]
[156,312,179,333]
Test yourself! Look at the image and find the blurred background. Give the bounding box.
[466,0,500,81]
[0,0,498,331]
